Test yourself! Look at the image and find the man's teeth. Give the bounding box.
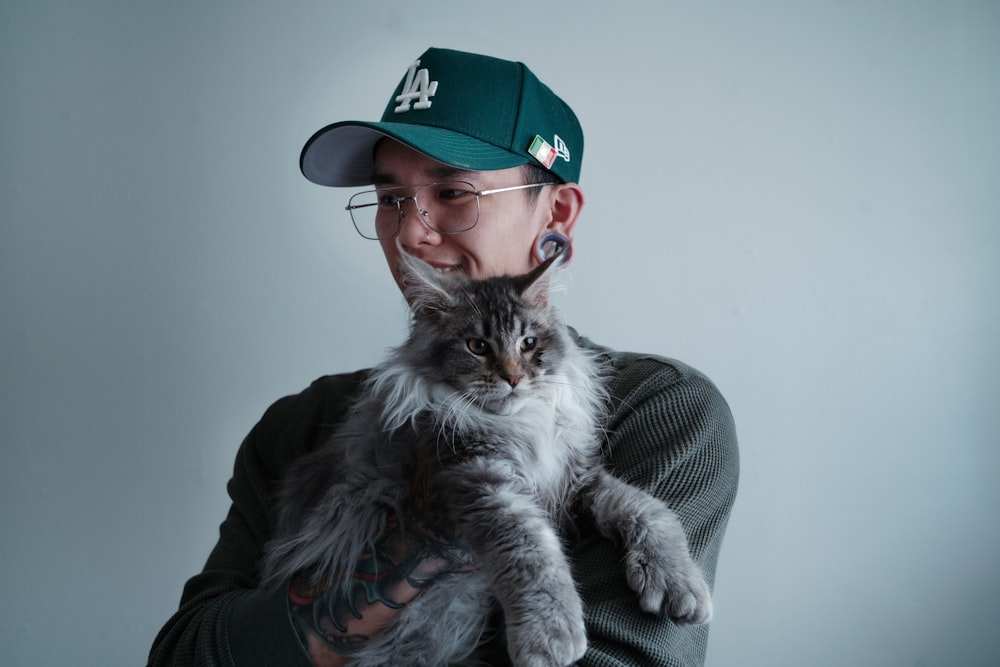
[435,265,462,273]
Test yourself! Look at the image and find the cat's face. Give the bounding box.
[403,256,565,415]
[430,289,561,415]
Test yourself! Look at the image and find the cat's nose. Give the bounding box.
[504,374,522,387]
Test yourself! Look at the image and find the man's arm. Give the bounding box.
[575,354,740,667]
[148,373,478,666]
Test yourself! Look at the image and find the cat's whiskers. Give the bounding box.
[435,388,479,454]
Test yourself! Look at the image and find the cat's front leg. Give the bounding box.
[585,469,713,624]
[497,523,587,667]
[440,460,587,667]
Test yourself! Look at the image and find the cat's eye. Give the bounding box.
[521,337,537,352]
[467,339,490,355]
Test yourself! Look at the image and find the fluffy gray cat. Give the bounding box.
[263,252,712,666]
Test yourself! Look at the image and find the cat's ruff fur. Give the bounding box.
[263,253,712,667]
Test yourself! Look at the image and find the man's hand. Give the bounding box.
[287,510,478,666]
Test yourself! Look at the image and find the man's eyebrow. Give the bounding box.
[371,165,477,185]
[430,165,476,180]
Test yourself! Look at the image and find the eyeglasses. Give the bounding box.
[345,180,558,240]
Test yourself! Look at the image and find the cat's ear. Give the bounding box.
[516,255,560,308]
[399,251,459,317]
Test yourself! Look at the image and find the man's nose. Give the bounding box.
[396,198,438,244]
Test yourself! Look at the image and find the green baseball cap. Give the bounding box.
[300,47,583,187]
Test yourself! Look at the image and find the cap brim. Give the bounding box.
[300,121,529,187]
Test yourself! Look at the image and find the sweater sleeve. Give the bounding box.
[571,353,740,667]
[148,372,365,667]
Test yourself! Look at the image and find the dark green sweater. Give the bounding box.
[148,334,739,666]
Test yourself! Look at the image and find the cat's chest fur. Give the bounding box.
[382,342,604,530]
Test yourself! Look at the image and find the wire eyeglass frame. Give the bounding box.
[345,180,558,240]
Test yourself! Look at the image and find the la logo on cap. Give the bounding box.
[394,60,438,113]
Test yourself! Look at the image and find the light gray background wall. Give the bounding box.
[2,1,997,665]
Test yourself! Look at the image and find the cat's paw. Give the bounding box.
[506,598,587,667]
[624,547,713,625]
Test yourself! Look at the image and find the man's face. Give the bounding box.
[372,140,555,293]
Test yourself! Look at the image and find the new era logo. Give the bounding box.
[528,134,571,169]
[553,135,570,162]
[394,60,438,113]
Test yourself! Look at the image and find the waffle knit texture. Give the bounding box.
[148,332,739,666]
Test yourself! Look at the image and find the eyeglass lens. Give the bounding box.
[347,181,481,240]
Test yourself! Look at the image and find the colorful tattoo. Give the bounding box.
[287,511,477,657]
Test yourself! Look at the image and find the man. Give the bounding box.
[149,47,739,666]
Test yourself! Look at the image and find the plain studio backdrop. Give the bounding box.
[2,1,997,665]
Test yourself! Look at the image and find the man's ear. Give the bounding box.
[544,182,585,240]
[533,182,584,267]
